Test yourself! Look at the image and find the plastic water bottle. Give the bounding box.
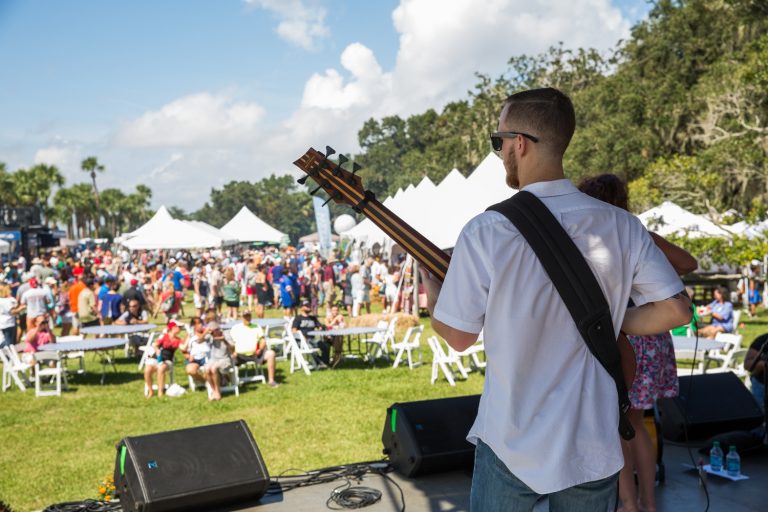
[709,441,723,471]
[726,445,741,477]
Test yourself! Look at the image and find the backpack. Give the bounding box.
[160,293,176,313]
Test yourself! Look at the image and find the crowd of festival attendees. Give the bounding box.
[0,244,410,398]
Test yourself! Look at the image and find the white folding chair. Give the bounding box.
[392,325,424,369]
[288,331,320,375]
[143,359,175,396]
[450,341,486,375]
[732,310,742,333]
[702,349,750,379]
[57,335,86,374]
[265,322,291,360]
[361,320,390,361]
[137,332,159,371]
[34,351,68,397]
[427,336,464,386]
[1,346,31,392]
[206,362,241,398]
[707,333,743,366]
[230,326,266,386]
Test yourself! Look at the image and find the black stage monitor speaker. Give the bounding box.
[657,372,763,442]
[115,420,270,512]
[382,394,480,477]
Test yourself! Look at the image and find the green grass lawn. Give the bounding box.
[2,301,766,511]
[0,304,484,511]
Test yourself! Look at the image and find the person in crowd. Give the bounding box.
[203,321,234,400]
[19,277,53,331]
[746,333,767,413]
[349,264,363,317]
[123,278,147,311]
[699,286,734,338]
[193,262,209,318]
[0,283,20,349]
[244,260,258,314]
[22,314,55,366]
[279,267,298,318]
[100,280,123,325]
[579,173,698,512]
[77,277,100,328]
[156,280,183,321]
[43,277,59,327]
[324,303,346,367]
[68,269,87,334]
[144,321,187,398]
[360,258,373,315]
[5,261,21,298]
[115,298,150,355]
[292,299,329,368]
[322,260,336,310]
[748,278,762,318]
[184,316,211,388]
[271,258,284,307]
[222,267,241,320]
[230,310,279,388]
[384,265,399,313]
[254,264,271,318]
[420,87,691,511]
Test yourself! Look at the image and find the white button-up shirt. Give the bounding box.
[433,179,683,493]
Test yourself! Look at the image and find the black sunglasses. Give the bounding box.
[490,131,539,153]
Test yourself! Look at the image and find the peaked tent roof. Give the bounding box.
[638,201,730,238]
[184,220,239,246]
[121,206,235,250]
[220,206,287,244]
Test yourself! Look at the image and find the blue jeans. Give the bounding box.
[470,440,618,512]
[0,326,15,349]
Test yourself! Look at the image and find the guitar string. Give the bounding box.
[298,150,450,279]
[301,151,448,280]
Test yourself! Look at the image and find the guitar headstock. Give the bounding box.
[293,146,371,210]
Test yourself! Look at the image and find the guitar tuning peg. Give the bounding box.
[338,154,348,167]
[309,182,325,195]
[322,192,341,207]
[325,146,336,158]
[352,162,362,174]
[297,175,309,185]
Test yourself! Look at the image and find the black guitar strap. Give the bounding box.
[488,190,635,440]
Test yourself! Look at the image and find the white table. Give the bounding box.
[40,338,128,384]
[79,324,157,336]
[221,318,287,330]
[308,326,386,366]
[672,336,726,352]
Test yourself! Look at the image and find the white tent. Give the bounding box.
[121,206,236,250]
[220,206,287,244]
[0,239,9,254]
[184,220,239,246]
[341,153,512,250]
[638,202,730,238]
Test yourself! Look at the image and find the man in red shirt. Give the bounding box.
[144,321,187,398]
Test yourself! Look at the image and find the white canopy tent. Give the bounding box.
[637,201,731,238]
[183,220,239,246]
[120,206,237,250]
[220,206,287,244]
[340,153,511,250]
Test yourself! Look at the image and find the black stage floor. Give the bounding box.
[220,443,766,512]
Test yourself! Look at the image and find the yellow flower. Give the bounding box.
[98,486,106,494]
[104,495,111,502]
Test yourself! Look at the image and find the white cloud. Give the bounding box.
[114,93,265,148]
[93,0,637,210]
[33,141,82,182]
[245,0,330,51]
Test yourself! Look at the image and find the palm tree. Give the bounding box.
[54,187,77,239]
[70,183,97,238]
[0,162,16,206]
[28,164,65,226]
[100,188,126,238]
[80,156,105,210]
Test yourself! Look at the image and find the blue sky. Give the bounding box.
[0,0,652,212]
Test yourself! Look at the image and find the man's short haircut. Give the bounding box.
[502,87,576,157]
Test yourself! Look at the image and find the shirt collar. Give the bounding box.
[520,178,578,198]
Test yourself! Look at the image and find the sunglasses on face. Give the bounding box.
[490,131,540,156]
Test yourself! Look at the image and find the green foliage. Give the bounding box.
[668,234,768,270]
[193,174,315,243]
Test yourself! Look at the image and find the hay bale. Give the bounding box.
[346,312,420,329]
